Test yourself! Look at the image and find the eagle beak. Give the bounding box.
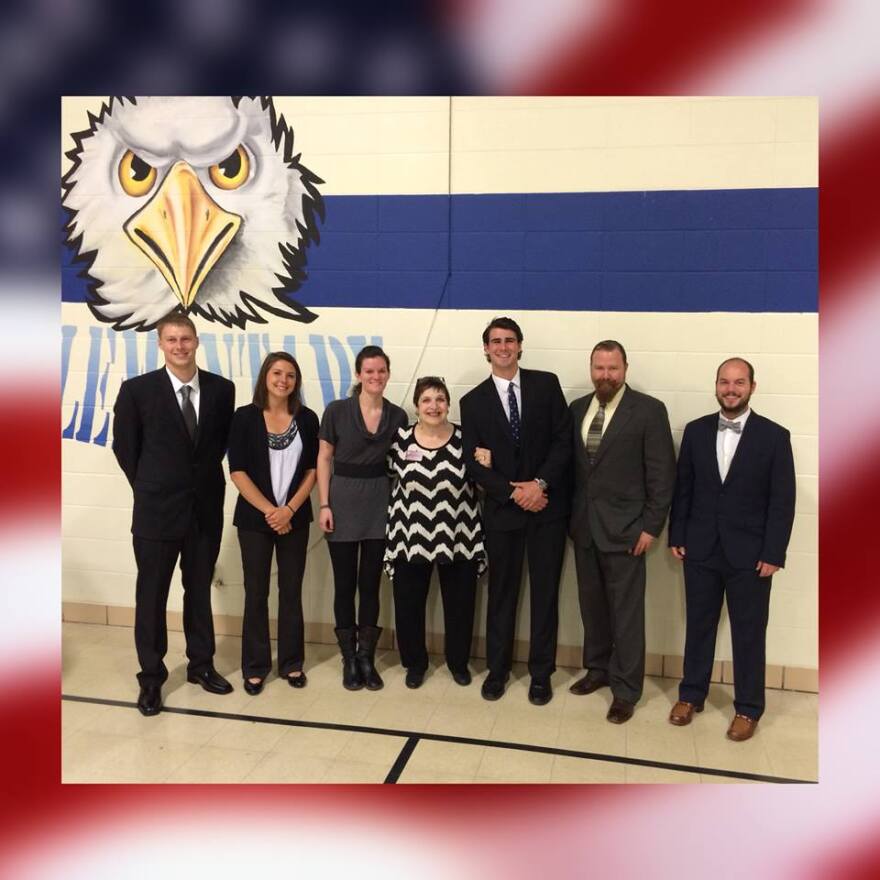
[124,161,241,308]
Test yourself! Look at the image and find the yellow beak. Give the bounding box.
[124,161,241,308]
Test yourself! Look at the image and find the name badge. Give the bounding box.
[404,445,424,462]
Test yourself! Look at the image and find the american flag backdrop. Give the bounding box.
[0,0,872,876]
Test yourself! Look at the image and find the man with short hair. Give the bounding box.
[113,312,235,716]
[461,317,571,705]
[568,341,676,724]
[668,357,795,741]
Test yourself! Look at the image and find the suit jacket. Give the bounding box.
[569,385,676,552]
[112,368,235,541]
[460,368,572,531]
[668,410,796,568]
[227,403,319,533]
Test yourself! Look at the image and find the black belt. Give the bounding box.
[334,460,387,479]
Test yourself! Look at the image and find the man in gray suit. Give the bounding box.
[568,341,676,723]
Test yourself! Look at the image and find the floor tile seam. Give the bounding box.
[61,694,812,784]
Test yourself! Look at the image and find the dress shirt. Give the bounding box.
[165,367,201,421]
[716,408,750,482]
[581,384,626,445]
[491,369,522,422]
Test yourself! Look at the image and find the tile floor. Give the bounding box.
[62,622,818,784]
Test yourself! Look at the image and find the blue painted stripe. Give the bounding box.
[62,187,817,312]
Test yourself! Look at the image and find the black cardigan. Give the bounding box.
[227,403,319,533]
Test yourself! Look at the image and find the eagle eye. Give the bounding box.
[209,145,250,190]
[118,150,157,197]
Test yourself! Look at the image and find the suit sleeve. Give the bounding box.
[218,379,235,454]
[534,373,572,489]
[460,393,516,504]
[641,400,677,538]
[111,380,141,488]
[227,407,249,474]
[668,423,694,547]
[760,427,796,567]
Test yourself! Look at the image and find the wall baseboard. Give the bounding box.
[62,601,818,693]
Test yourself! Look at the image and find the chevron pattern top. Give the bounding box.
[384,424,486,579]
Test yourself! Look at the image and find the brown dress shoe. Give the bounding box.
[669,700,703,726]
[569,674,609,696]
[606,697,635,724]
[727,714,759,741]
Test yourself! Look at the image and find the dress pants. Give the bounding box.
[327,539,385,629]
[392,558,478,674]
[484,518,566,682]
[133,518,220,687]
[680,543,772,719]
[573,542,646,704]
[238,525,309,680]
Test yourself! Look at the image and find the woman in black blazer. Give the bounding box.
[228,352,319,695]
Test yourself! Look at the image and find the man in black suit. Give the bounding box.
[113,313,235,716]
[668,357,795,741]
[568,341,676,724]
[461,317,571,705]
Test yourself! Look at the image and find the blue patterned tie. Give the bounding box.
[508,381,521,444]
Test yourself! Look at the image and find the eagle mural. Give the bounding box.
[62,96,325,331]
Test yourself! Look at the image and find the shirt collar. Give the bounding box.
[491,369,520,394]
[166,366,199,394]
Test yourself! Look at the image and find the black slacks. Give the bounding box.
[484,517,566,682]
[327,539,385,629]
[392,558,477,674]
[133,519,220,687]
[573,542,646,704]
[680,543,772,719]
[238,525,309,680]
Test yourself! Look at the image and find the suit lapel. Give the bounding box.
[484,376,515,445]
[572,393,593,468]
[193,369,211,451]
[722,410,758,485]
[159,369,193,447]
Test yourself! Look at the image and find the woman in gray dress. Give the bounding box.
[317,345,407,690]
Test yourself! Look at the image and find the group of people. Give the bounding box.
[113,313,796,744]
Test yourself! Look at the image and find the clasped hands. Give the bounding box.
[474,446,548,513]
[265,504,294,535]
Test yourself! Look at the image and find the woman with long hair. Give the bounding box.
[317,345,407,690]
[228,352,319,695]
[385,377,485,688]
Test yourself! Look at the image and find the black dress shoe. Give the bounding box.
[287,671,308,689]
[187,668,233,694]
[528,679,553,706]
[569,673,609,696]
[451,669,472,686]
[606,697,635,724]
[243,678,264,696]
[405,669,425,689]
[481,676,506,701]
[137,684,162,716]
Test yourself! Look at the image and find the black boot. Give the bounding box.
[356,625,384,691]
[335,627,364,691]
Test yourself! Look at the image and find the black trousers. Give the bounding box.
[680,543,772,719]
[238,526,309,680]
[484,518,566,682]
[392,558,478,674]
[133,519,220,687]
[573,542,646,704]
[327,539,385,629]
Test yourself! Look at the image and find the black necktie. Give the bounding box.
[180,384,197,440]
[508,381,521,444]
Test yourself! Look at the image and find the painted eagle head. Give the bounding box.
[62,96,324,331]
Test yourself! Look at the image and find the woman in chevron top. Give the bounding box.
[385,376,486,689]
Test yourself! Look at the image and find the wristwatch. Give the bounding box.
[534,478,548,492]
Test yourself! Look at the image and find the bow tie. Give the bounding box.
[719,418,742,433]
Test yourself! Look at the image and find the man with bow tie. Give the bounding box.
[668,357,796,741]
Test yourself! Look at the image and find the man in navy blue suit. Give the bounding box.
[668,357,795,741]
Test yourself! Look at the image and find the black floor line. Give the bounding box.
[62,694,814,784]
[384,736,420,783]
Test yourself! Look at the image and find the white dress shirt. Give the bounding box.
[716,408,750,482]
[581,384,626,445]
[491,369,522,422]
[166,367,200,420]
